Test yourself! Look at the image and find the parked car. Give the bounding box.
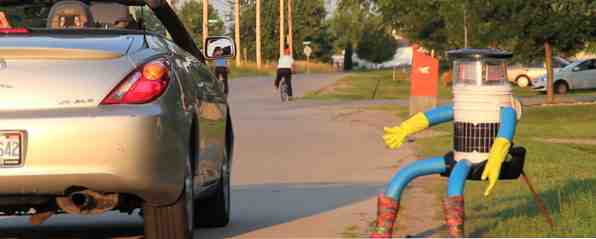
[507,56,570,88]
[531,58,596,94]
[0,1,234,238]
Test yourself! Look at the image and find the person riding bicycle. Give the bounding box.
[275,46,295,100]
[213,47,230,95]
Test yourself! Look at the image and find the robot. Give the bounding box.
[371,49,526,238]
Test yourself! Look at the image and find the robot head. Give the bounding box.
[448,49,512,87]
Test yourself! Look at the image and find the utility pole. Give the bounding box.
[203,0,208,46]
[256,0,262,69]
[287,0,293,55]
[235,0,241,66]
[463,0,469,48]
[279,0,285,56]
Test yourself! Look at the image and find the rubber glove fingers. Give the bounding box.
[382,126,407,149]
[481,154,505,196]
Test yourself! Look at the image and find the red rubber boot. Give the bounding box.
[370,193,400,238]
[443,196,465,238]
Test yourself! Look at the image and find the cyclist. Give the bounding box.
[0,12,11,28]
[275,46,295,100]
[213,47,229,95]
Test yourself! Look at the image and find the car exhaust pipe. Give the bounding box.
[56,190,119,215]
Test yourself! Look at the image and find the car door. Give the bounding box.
[190,61,228,186]
[526,61,545,80]
[148,2,228,186]
[585,60,596,89]
[570,60,595,89]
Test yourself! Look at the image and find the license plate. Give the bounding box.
[0,132,23,166]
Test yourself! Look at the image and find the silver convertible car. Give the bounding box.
[0,0,235,238]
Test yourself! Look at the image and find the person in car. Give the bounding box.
[47,1,94,29]
[0,12,11,28]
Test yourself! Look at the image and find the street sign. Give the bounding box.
[303,46,312,57]
[303,41,311,45]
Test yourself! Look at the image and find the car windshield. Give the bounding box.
[0,1,167,35]
[561,60,584,71]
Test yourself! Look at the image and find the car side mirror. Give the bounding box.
[204,36,236,60]
[573,66,581,72]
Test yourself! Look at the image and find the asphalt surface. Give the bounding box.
[0,73,397,239]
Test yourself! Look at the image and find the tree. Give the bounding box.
[356,28,398,64]
[374,0,453,55]
[330,0,373,50]
[177,0,224,49]
[135,7,167,36]
[227,0,329,63]
[466,0,596,103]
[344,44,353,71]
[331,0,387,70]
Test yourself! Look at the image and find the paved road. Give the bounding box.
[196,74,415,238]
[0,73,413,238]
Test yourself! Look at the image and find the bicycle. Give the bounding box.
[279,75,290,102]
[215,67,229,96]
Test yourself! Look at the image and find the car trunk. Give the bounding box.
[0,35,138,111]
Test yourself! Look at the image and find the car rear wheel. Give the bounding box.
[143,160,193,239]
[195,152,231,228]
[555,81,569,94]
[516,76,530,88]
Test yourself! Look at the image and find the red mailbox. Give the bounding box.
[410,44,439,97]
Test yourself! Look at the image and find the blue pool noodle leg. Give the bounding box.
[384,157,446,200]
[447,159,472,197]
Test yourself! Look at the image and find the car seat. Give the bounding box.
[90,2,138,29]
[47,1,94,29]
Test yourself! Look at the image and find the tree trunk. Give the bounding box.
[544,41,554,104]
[344,44,353,71]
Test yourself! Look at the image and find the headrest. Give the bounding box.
[47,1,94,29]
[90,2,129,28]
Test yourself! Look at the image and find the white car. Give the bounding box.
[531,58,596,94]
[508,57,570,88]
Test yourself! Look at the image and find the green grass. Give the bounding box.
[221,61,337,78]
[304,70,596,101]
[513,87,596,98]
[413,104,596,237]
[303,70,452,101]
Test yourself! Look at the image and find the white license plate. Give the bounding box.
[0,132,22,166]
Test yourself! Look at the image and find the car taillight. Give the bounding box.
[101,59,170,105]
[0,28,30,34]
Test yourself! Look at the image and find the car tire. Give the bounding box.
[516,76,530,88]
[555,81,569,94]
[195,152,230,228]
[143,160,193,239]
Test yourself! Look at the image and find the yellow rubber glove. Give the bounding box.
[481,137,511,196]
[383,112,429,150]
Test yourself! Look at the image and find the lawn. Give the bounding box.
[216,61,337,79]
[414,104,596,237]
[304,70,453,100]
[304,70,596,101]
